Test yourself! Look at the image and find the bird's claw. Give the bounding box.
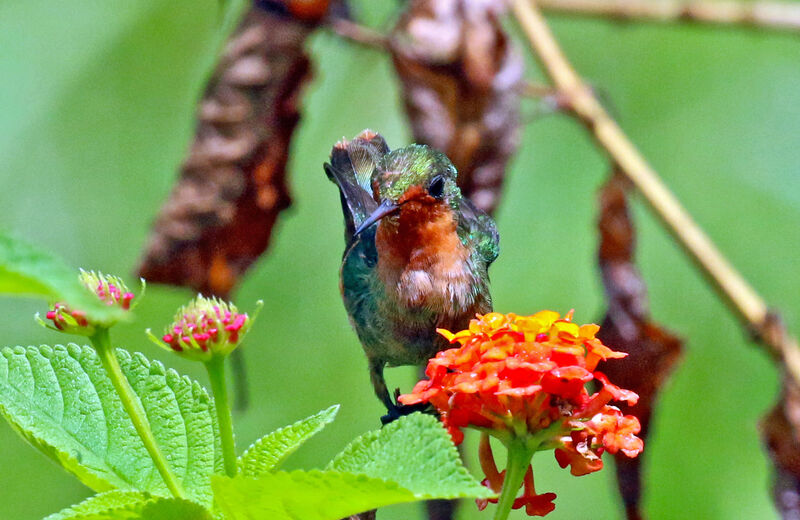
[380,400,431,425]
[380,388,432,425]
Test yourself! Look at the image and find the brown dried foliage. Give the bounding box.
[596,173,683,520]
[389,0,523,216]
[137,6,314,296]
[762,314,800,519]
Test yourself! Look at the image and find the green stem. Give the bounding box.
[91,328,185,498]
[205,355,237,477]
[493,438,535,520]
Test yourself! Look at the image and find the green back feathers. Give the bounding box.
[457,198,500,266]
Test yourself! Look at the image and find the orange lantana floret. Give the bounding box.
[399,311,643,517]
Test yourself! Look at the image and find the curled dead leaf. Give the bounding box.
[762,313,800,520]
[389,0,523,216]
[596,172,683,520]
[137,6,319,296]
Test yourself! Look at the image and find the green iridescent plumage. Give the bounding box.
[325,130,499,421]
[376,145,460,206]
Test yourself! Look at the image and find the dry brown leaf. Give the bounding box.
[390,0,523,216]
[137,5,320,296]
[762,313,800,519]
[136,3,333,411]
[596,173,683,520]
[763,374,800,519]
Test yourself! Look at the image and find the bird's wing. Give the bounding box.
[324,131,390,242]
[340,225,379,327]
[458,197,500,266]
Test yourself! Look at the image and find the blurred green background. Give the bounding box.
[1,1,799,518]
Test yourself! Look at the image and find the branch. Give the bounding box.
[510,0,800,384]
[328,19,559,105]
[538,0,800,32]
[328,18,388,49]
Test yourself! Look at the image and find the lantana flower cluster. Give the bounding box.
[42,270,135,335]
[399,311,643,517]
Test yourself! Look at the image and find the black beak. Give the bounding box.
[355,200,400,235]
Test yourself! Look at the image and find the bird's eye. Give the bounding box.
[429,176,445,199]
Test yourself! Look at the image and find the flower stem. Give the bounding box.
[91,328,185,498]
[205,355,237,477]
[493,438,535,520]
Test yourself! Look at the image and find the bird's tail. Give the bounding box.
[324,129,389,241]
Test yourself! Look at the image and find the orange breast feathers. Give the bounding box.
[375,192,474,313]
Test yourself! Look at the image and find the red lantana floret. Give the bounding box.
[399,310,643,517]
[45,303,89,331]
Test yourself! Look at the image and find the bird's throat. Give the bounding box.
[375,201,474,314]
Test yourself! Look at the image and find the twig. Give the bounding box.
[510,0,800,384]
[519,81,560,98]
[328,18,389,49]
[537,0,800,32]
[328,18,563,107]
[328,18,567,101]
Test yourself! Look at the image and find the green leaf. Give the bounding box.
[238,404,339,476]
[0,344,222,506]
[0,233,125,324]
[213,414,493,520]
[44,490,211,520]
[328,412,492,499]
[213,470,415,520]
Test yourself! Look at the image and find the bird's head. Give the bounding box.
[355,144,461,235]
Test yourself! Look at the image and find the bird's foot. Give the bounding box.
[380,389,432,425]
[380,401,431,425]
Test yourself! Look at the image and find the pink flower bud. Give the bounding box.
[38,270,138,336]
[148,295,261,362]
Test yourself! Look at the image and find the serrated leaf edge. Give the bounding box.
[327,413,495,500]
[238,404,339,475]
[0,343,221,505]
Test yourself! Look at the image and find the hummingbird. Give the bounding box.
[325,130,499,421]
